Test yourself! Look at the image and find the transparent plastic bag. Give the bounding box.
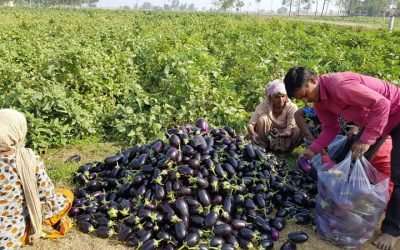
[327,135,351,163]
[316,152,390,247]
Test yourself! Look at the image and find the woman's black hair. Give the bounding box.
[284,66,316,98]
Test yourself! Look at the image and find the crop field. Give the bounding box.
[0,7,399,250]
[0,8,399,150]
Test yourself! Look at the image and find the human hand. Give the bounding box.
[302,148,315,160]
[351,142,370,159]
[270,128,279,137]
[251,133,259,143]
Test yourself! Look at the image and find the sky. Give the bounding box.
[95,0,339,13]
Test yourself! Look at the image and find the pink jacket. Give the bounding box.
[310,72,400,153]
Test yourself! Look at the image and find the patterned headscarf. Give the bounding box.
[0,109,43,242]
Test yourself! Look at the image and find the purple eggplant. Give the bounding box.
[163,244,176,250]
[137,229,152,242]
[272,217,286,231]
[196,177,209,189]
[105,154,122,165]
[195,118,209,132]
[69,207,80,217]
[212,195,223,204]
[142,239,156,250]
[157,231,172,241]
[255,216,271,233]
[205,211,218,227]
[231,219,247,230]
[178,186,192,196]
[169,134,181,147]
[297,156,312,173]
[186,198,201,208]
[189,159,201,169]
[182,145,195,156]
[135,184,146,197]
[129,153,148,168]
[227,157,238,169]
[271,228,279,241]
[255,193,266,208]
[175,198,189,218]
[175,222,187,241]
[191,215,205,226]
[191,135,207,150]
[239,228,255,241]
[78,221,95,233]
[185,232,200,247]
[142,164,154,173]
[215,164,227,178]
[165,181,173,193]
[210,237,224,247]
[222,163,236,176]
[245,144,256,159]
[245,199,256,210]
[178,165,194,176]
[294,213,312,225]
[173,180,182,190]
[288,231,308,243]
[118,224,132,241]
[261,239,274,250]
[198,189,211,206]
[166,147,179,161]
[154,184,165,200]
[96,226,115,238]
[214,223,233,236]
[223,195,233,213]
[226,235,239,248]
[88,180,103,192]
[151,140,163,153]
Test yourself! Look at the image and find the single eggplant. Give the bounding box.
[78,221,95,233]
[175,198,189,218]
[96,226,115,238]
[210,237,224,247]
[288,231,308,243]
[185,232,200,247]
[205,211,218,227]
[214,223,232,236]
[198,189,211,206]
[175,222,187,241]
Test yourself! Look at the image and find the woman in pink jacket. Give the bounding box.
[284,67,400,250]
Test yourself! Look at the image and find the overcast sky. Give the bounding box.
[96,0,339,12]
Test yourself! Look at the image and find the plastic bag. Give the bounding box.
[327,135,353,163]
[316,152,389,247]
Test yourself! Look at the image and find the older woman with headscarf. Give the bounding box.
[0,109,73,249]
[247,79,302,152]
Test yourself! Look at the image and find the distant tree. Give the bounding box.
[141,1,152,10]
[277,6,288,13]
[282,0,294,15]
[283,0,312,15]
[215,0,245,11]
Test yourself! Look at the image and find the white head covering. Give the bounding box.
[265,79,287,97]
[0,109,43,242]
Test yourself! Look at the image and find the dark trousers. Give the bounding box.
[380,125,400,236]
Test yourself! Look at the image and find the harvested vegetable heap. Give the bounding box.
[71,119,315,249]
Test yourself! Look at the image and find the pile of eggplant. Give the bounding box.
[71,119,316,249]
